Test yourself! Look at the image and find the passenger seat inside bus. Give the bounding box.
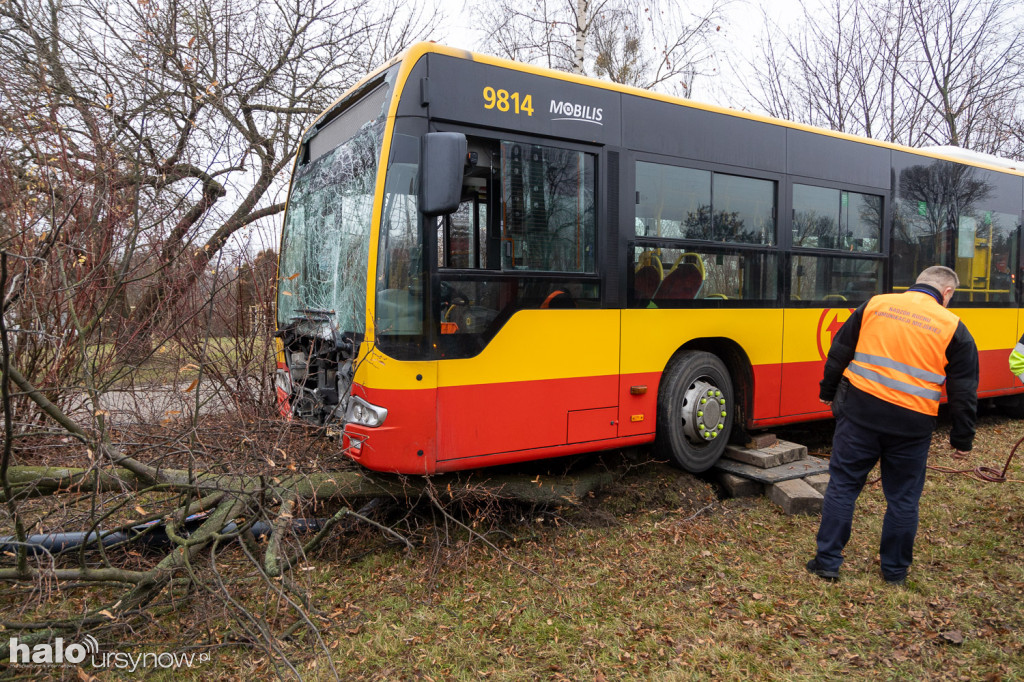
[539,288,575,308]
[634,266,661,300]
[634,254,663,301]
[652,253,704,303]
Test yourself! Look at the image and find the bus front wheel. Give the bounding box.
[655,351,734,472]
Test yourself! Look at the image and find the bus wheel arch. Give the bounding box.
[654,342,751,472]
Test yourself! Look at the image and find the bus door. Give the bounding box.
[433,137,619,463]
[435,309,620,462]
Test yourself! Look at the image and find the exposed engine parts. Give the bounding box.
[278,326,357,425]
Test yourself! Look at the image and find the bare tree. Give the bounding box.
[475,0,728,95]
[902,0,1023,151]
[474,0,609,73]
[746,0,920,141]
[0,2,631,666]
[0,0,437,659]
[743,0,1024,157]
[0,0,440,360]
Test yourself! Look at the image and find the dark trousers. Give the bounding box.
[814,414,931,580]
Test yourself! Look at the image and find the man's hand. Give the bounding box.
[820,399,832,407]
[951,449,970,460]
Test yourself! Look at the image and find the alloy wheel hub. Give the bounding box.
[681,379,726,443]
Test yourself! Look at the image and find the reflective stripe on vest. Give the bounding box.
[851,352,946,385]
[842,291,959,416]
[846,362,943,401]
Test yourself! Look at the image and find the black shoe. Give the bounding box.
[806,558,839,582]
[883,574,906,587]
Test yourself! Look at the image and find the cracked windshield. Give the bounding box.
[277,87,391,336]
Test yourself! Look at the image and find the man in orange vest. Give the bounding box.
[807,265,978,587]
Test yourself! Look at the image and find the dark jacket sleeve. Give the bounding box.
[819,304,866,401]
[945,321,979,451]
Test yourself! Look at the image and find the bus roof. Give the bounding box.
[316,42,1024,179]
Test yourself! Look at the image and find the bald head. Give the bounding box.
[916,266,959,291]
[916,266,959,307]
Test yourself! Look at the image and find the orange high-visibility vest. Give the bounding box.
[843,291,960,416]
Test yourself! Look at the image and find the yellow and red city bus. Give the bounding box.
[274,42,1024,475]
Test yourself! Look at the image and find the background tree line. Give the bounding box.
[742,0,1024,157]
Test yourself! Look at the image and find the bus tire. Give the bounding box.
[655,351,734,473]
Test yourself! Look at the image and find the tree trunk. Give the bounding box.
[574,0,589,75]
[3,465,618,506]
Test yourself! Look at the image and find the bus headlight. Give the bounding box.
[345,396,387,427]
[275,369,293,394]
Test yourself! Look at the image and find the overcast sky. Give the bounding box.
[426,0,809,111]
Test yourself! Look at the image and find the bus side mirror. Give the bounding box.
[419,132,467,216]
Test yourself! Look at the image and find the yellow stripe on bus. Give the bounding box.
[619,309,784,376]
[356,310,620,390]
[439,310,620,386]
[955,308,1021,351]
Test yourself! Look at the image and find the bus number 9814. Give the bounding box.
[483,86,534,116]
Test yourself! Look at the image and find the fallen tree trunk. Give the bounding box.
[3,465,618,506]
[0,354,625,662]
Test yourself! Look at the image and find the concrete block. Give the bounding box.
[767,439,808,461]
[746,432,778,449]
[717,471,764,498]
[769,478,823,515]
[724,440,807,469]
[805,473,830,495]
[714,455,829,484]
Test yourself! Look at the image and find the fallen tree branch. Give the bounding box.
[264,499,412,578]
[115,492,252,615]
[4,465,619,506]
[0,566,149,583]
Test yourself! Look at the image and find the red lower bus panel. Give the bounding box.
[436,374,619,460]
[779,360,828,417]
[751,363,783,421]
[755,347,1020,429]
[344,375,651,474]
[616,372,659,438]
[978,347,1018,394]
[568,407,619,443]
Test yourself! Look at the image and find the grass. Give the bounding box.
[174,413,1024,680]
[6,412,1024,680]
[78,336,273,388]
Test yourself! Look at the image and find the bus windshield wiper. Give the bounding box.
[292,308,335,320]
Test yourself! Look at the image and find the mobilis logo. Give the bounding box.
[9,635,99,665]
[549,99,604,125]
